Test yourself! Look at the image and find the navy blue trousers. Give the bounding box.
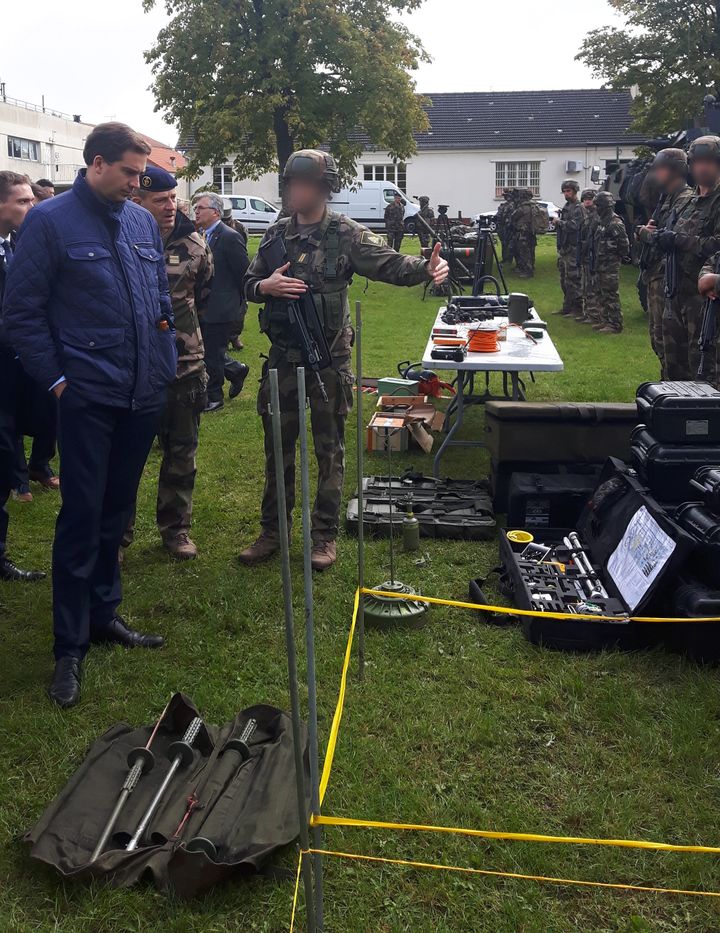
[53,389,161,659]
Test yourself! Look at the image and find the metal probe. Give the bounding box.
[126,716,203,852]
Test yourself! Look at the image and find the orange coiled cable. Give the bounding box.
[467,327,500,353]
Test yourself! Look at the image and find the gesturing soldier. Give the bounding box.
[241,149,449,571]
[130,166,213,559]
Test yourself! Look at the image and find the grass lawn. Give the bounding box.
[3,235,720,932]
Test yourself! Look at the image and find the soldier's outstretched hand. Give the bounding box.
[427,243,449,285]
[259,262,308,298]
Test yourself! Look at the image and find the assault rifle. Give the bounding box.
[662,207,680,319]
[258,235,333,401]
[698,255,720,379]
[638,193,666,274]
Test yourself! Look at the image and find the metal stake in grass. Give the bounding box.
[355,300,366,678]
[269,368,317,933]
[297,366,325,931]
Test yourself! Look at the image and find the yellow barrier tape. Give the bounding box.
[308,847,720,900]
[289,849,303,933]
[361,587,720,624]
[312,814,720,855]
[318,588,359,805]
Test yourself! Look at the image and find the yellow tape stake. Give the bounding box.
[308,847,720,900]
[361,588,720,624]
[289,849,304,933]
[312,814,720,855]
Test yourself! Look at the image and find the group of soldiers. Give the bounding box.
[383,193,436,252]
[495,188,547,278]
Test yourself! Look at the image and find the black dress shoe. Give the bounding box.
[228,363,250,400]
[48,657,82,709]
[202,400,224,414]
[96,615,165,649]
[0,555,46,582]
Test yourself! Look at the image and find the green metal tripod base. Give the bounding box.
[363,581,429,630]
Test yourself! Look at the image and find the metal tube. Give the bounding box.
[269,368,317,933]
[355,301,365,680]
[297,367,324,931]
[568,532,608,599]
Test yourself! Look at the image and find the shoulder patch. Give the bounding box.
[360,230,387,248]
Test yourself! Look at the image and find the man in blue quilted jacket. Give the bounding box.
[2,123,178,708]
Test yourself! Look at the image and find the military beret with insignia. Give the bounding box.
[138,166,178,192]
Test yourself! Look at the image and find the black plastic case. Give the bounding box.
[636,381,720,444]
[674,501,720,582]
[507,472,598,530]
[631,426,720,503]
[689,466,720,515]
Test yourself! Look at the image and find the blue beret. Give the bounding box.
[138,166,178,192]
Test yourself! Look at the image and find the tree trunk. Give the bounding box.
[274,104,294,214]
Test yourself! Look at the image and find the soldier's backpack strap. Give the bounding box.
[323,215,341,281]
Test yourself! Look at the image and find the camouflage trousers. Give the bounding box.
[387,229,404,252]
[663,291,719,387]
[499,233,514,264]
[582,266,602,324]
[558,252,583,314]
[645,272,667,378]
[258,357,354,544]
[596,261,623,331]
[514,234,536,276]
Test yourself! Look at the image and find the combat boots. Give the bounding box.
[238,533,281,566]
[164,532,198,560]
[311,540,337,571]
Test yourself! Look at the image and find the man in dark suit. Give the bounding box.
[194,193,249,412]
[0,171,46,582]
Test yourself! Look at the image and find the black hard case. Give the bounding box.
[631,426,720,503]
[636,381,720,444]
[507,472,598,530]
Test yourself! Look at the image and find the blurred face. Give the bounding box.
[562,187,576,202]
[0,182,35,236]
[285,176,327,214]
[136,189,177,232]
[193,197,221,229]
[582,197,594,208]
[87,150,147,202]
[691,157,720,189]
[35,185,54,200]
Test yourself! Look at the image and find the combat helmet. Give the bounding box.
[653,148,688,173]
[418,195,430,205]
[580,188,597,201]
[283,149,340,192]
[594,191,615,211]
[561,179,580,192]
[688,135,720,163]
[517,187,533,200]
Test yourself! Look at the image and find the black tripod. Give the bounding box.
[472,229,507,295]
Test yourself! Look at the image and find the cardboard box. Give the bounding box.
[367,413,409,452]
[376,377,418,397]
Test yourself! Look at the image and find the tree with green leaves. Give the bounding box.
[143,0,430,185]
[577,0,720,136]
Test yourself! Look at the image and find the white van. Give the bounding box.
[222,195,279,232]
[330,181,420,233]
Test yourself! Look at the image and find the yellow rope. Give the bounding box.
[289,849,303,933]
[308,847,720,900]
[361,587,720,624]
[312,814,720,855]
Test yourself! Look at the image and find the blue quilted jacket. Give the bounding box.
[2,170,176,410]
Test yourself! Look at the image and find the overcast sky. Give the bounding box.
[2,0,622,143]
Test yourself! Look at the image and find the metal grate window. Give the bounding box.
[212,165,234,195]
[495,161,541,198]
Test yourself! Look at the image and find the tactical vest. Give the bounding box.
[260,212,352,357]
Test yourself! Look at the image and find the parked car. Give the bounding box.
[474,199,561,234]
[222,195,280,232]
[331,181,420,233]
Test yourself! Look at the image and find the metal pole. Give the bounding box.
[269,368,317,933]
[355,301,366,680]
[297,367,325,931]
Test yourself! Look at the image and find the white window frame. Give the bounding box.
[212,164,234,195]
[362,162,407,193]
[7,135,41,162]
[494,161,541,198]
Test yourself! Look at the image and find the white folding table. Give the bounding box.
[421,306,564,476]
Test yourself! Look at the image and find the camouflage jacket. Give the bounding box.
[510,201,536,237]
[578,206,598,266]
[636,184,692,280]
[495,200,514,236]
[419,204,435,221]
[556,199,585,254]
[592,213,630,268]
[666,181,720,295]
[384,201,406,232]
[164,210,213,380]
[245,209,429,361]
[700,249,720,280]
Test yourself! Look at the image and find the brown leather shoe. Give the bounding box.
[311,540,337,572]
[238,534,280,566]
[597,326,622,335]
[164,532,198,560]
[29,470,60,490]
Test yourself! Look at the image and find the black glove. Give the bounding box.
[656,230,677,254]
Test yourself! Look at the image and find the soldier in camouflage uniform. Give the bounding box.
[384,193,406,251]
[591,191,630,334]
[635,149,692,378]
[417,196,435,248]
[510,188,538,278]
[578,188,600,326]
[129,167,213,559]
[555,179,585,318]
[240,149,449,571]
[655,136,720,385]
[495,188,515,264]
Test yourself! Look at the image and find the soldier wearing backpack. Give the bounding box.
[510,188,545,278]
